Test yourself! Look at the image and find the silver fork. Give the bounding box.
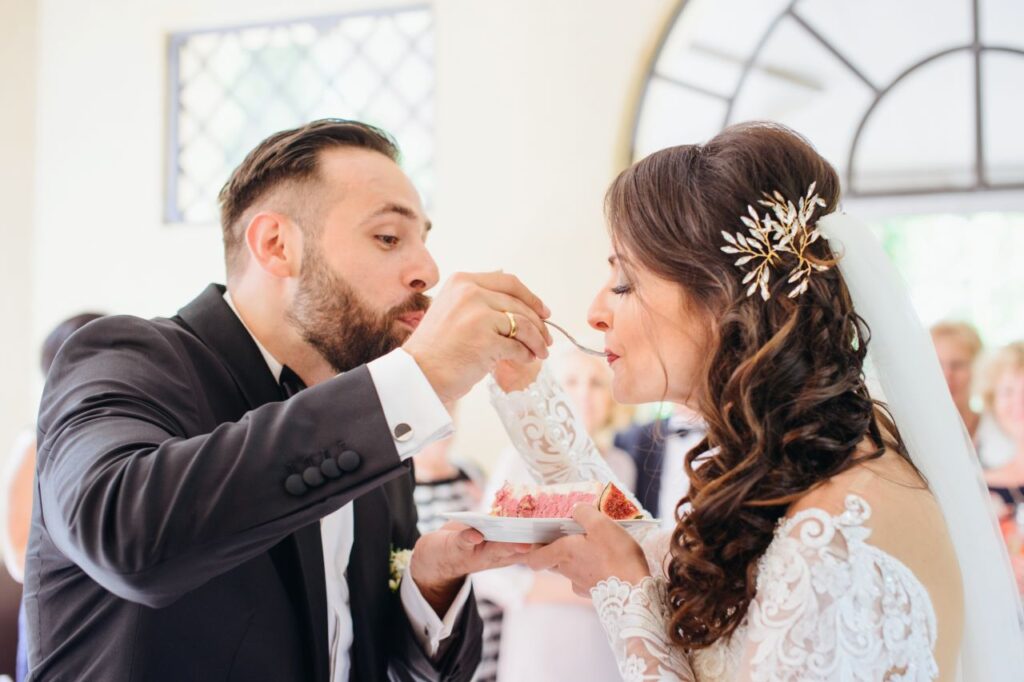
[543,320,609,357]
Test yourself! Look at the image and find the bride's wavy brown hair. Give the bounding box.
[605,122,911,648]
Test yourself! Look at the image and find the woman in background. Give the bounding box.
[981,341,1024,591]
[930,320,1014,468]
[930,321,983,438]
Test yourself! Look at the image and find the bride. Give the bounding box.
[488,122,1024,680]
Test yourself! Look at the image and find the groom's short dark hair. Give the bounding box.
[218,119,400,273]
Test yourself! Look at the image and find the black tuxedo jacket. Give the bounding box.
[24,284,481,681]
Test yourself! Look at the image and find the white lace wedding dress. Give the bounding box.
[489,367,958,682]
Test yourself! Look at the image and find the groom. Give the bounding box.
[24,119,552,681]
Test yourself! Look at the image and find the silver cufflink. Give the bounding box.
[393,423,414,442]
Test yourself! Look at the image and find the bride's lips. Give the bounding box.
[397,312,425,330]
[605,350,620,365]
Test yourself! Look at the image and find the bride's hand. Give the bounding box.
[523,504,650,597]
[492,357,543,393]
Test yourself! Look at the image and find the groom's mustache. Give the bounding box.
[386,293,431,320]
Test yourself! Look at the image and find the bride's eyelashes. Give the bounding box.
[611,283,633,296]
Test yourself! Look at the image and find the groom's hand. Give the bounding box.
[403,272,553,403]
[409,522,531,615]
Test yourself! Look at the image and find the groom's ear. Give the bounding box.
[244,211,303,280]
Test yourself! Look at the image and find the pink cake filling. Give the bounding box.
[491,482,603,519]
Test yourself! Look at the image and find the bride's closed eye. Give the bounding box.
[611,283,633,296]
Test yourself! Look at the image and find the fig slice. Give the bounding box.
[597,482,643,520]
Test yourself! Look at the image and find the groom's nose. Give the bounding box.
[405,242,440,292]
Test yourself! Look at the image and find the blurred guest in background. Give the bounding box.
[981,341,1024,591]
[1,312,104,682]
[930,320,1014,468]
[930,321,983,437]
[476,346,632,682]
[929,321,1015,464]
[614,404,705,529]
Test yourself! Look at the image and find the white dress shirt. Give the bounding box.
[223,293,471,682]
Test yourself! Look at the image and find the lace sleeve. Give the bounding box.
[590,576,695,681]
[488,364,649,517]
[724,494,940,682]
[588,525,695,682]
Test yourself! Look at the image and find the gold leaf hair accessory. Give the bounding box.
[720,182,831,300]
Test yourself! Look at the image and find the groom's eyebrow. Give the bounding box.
[362,203,433,234]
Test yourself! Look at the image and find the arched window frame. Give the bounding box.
[629,0,1024,200]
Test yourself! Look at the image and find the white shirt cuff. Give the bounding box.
[366,348,453,460]
[399,566,473,656]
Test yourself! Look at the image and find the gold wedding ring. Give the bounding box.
[503,311,518,339]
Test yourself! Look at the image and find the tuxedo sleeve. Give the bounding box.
[35,315,410,608]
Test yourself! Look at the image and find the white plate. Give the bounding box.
[441,511,659,544]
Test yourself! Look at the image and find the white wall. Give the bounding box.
[26,0,676,470]
[0,0,38,467]
[430,0,674,466]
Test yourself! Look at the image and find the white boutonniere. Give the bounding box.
[389,546,414,593]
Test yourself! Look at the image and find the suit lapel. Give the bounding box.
[174,284,282,409]
[174,283,330,681]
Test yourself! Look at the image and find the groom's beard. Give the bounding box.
[287,248,431,373]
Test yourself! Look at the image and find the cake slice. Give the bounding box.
[490,480,643,520]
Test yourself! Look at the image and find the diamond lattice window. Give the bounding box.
[166,7,434,223]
